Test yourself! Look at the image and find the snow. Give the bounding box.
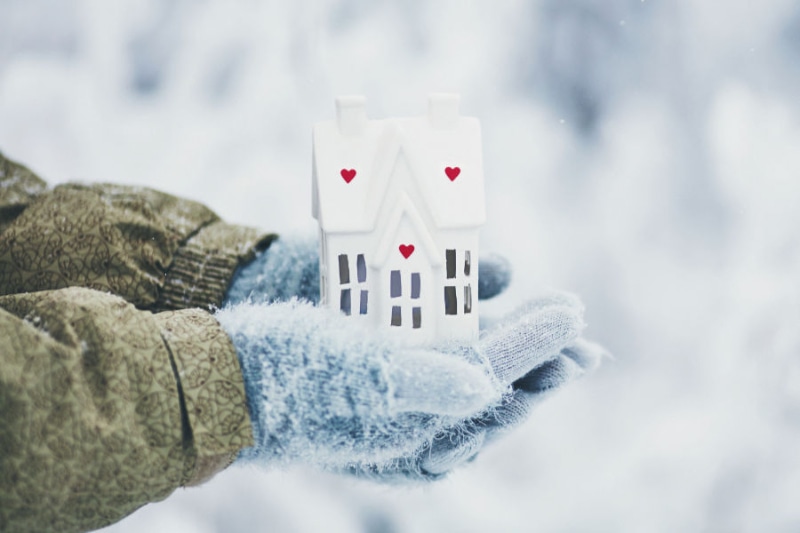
[1,1,799,531]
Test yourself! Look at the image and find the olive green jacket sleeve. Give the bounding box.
[0,153,275,533]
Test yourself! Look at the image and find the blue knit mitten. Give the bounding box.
[217,237,603,479]
[343,293,605,481]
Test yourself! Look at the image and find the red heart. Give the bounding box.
[445,167,461,181]
[340,168,356,183]
[399,244,415,259]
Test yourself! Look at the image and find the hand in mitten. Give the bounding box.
[218,237,604,479]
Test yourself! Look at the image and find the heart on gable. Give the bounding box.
[399,244,415,259]
[340,168,356,183]
[445,166,461,181]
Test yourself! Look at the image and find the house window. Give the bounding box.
[340,288,351,315]
[444,286,457,315]
[412,307,422,328]
[337,253,367,317]
[389,272,421,329]
[338,254,350,284]
[443,249,473,316]
[357,254,367,283]
[446,249,456,279]
[411,273,420,299]
[390,270,402,298]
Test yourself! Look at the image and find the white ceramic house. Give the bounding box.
[312,94,486,344]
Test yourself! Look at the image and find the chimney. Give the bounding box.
[427,93,460,128]
[335,95,367,136]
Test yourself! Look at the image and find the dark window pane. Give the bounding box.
[357,254,367,282]
[411,273,420,298]
[340,289,351,315]
[464,250,471,277]
[390,270,401,298]
[360,290,368,315]
[412,307,421,328]
[464,284,472,314]
[338,254,350,284]
[444,286,457,315]
[391,305,402,326]
[446,249,456,279]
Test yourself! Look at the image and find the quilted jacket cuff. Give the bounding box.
[157,221,275,312]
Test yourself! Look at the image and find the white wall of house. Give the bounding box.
[322,225,480,344]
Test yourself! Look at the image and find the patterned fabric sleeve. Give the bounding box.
[0,153,272,531]
[0,181,276,309]
[0,152,276,311]
[0,287,252,533]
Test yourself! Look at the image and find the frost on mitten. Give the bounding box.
[215,300,500,470]
[224,237,320,305]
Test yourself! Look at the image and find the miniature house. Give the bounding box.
[312,94,486,344]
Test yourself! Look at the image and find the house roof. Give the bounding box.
[312,94,486,233]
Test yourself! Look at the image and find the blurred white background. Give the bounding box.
[1,0,799,531]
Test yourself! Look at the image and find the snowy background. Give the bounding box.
[2,0,799,531]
